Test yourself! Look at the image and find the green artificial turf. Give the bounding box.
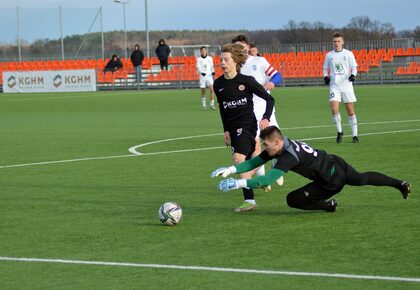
[0,85,419,289]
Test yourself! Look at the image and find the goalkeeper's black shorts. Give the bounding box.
[289,155,350,201]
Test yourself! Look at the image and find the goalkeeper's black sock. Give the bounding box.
[243,188,254,200]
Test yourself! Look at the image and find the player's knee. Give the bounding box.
[233,154,246,165]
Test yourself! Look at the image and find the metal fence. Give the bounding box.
[256,38,420,54]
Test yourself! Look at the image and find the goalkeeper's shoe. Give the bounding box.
[235,202,257,212]
[325,199,338,212]
[399,181,411,199]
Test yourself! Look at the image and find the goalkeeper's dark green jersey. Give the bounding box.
[236,137,335,188]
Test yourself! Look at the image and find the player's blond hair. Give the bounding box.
[221,43,248,72]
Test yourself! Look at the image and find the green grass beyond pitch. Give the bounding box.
[0,85,419,290]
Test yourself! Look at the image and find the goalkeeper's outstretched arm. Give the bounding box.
[218,168,285,192]
[235,155,267,173]
[211,155,267,178]
[246,168,284,188]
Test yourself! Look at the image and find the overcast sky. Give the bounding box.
[0,0,419,43]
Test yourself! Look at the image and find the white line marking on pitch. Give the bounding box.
[128,133,223,155]
[1,127,420,169]
[0,154,135,169]
[0,256,418,283]
[0,90,186,103]
[128,119,420,155]
[129,127,420,155]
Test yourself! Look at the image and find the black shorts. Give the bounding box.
[230,128,256,160]
[291,155,349,201]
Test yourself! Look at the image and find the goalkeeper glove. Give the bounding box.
[201,73,206,76]
[348,74,355,82]
[212,72,215,76]
[219,178,249,192]
[211,166,237,178]
[324,76,330,85]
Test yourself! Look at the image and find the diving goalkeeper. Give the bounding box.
[211,126,411,212]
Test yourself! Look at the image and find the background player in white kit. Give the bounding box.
[196,46,216,110]
[231,35,283,212]
[249,43,261,57]
[323,32,359,143]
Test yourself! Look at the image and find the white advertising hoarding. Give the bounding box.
[2,69,96,93]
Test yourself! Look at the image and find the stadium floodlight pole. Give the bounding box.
[59,6,64,61]
[100,7,104,60]
[16,6,21,62]
[145,0,150,58]
[114,0,130,60]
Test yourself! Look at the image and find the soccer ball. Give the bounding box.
[158,202,183,226]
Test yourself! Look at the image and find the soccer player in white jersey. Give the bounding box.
[249,43,261,56]
[323,32,359,143]
[196,46,216,110]
[231,35,283,212]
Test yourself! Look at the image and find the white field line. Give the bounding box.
[128,127,420,155]
[1,126,420,170]
[0,256,419,283]
[281,118,420,130]
[128,133,224,155]
[0,154,134,169]
[299,128,420,141]
[128,119,420,155]
[0,90,186,103]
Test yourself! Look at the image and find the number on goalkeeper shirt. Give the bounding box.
[292,140,318,157]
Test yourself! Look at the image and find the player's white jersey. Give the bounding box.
[241,55,277,87]
[323,49,358,91]
[240,55,279,127]
[196,55,214,75]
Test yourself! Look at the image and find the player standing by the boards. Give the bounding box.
[196,46,216,110]
[323,32,359,143]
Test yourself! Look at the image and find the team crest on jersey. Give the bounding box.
[252,64,257,71]
[238,84,245,91]
[236,128,243,136]
[335,64,344,72]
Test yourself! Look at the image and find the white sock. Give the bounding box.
[245,199,256,204]
[210,100,214,107]
[349,115,358,136]
[256,165,265,176]
[201,96,206,107]
[332,113,342,133]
